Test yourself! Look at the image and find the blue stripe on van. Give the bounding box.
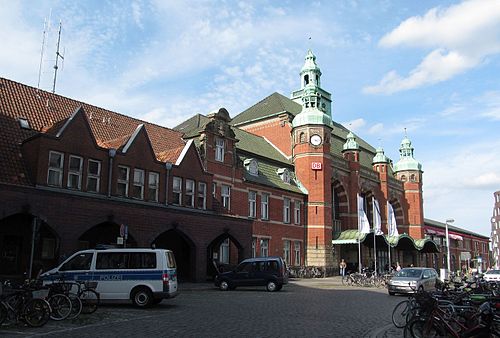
[46,270,176,282]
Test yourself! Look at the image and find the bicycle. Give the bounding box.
[0,280,51,327]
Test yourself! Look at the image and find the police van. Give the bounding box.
[42,248,178,307]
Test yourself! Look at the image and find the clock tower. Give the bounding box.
[291,50,334,268]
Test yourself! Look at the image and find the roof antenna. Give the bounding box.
[37,10,52,93]
[52,21,65,94]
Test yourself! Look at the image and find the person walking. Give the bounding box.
[339,259,347,280]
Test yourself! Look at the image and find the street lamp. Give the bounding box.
[445,218,454,277]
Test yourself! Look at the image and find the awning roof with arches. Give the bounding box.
[332,229,440,253]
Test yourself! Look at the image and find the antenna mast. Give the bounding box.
[52,21,64,94]
[37,18,49,91]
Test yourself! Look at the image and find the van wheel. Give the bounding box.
[132,287,153,308]
[266,281,277,292]
[219,280,230,291]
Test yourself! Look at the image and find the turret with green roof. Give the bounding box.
[393,134,422,172]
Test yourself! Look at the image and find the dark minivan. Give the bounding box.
[214,257,288,292]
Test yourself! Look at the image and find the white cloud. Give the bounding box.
[131,1,144,29]
[341,118,366,132]
[368,123,384,134]
[423,138,500,236]
[365,0,500,94]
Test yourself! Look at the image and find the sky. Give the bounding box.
[1,0,499,237]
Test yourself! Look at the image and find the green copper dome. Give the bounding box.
[372,147,388,164]
[292,81,333,128]
[393,135,422,172]
[301,49,321,75]
[291,107,333,128]
[342,131,359,151]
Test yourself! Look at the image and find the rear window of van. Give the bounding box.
[166,251,176,269]
[96,252,156,270]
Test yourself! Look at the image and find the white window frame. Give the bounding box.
[212,182,217,198]
[294,200,300,225]
[185,179,195,207]
[173,176,182,205]
[198,182,207,210]
[261,193,269,220]
[260,238,269,257]
[67,155,83,190]
[215,138,225,162]
[86,159,101,193]
[283,197,291,223]
[148,172,160,202]
[132,168,145,199]
[248,191,257,218]
[252,238,256,258]
[294,241,301,266]
[47,151,64,187]
[283,240,291,265]
[222,184,231,210]
[117,166,130,197]
[219,238,230,264]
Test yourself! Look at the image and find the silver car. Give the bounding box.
[387,267,439,295]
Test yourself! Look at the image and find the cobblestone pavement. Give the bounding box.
[0,277,406,337]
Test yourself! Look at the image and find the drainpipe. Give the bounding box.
[107,148,116,197]
[165,162,173,205]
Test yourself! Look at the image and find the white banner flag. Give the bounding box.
[372,197,382,235]
[387,201,399,237]
[358,194,370,234]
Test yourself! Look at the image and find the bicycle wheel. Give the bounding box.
[23,298,51,327]
[48,294,72,321]
[407,317,444,338]
[392,300,410,328]
[0,302,8,325]
[80,289,100,314]
[67,293,82,319]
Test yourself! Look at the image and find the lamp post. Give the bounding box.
[445,218,454,278]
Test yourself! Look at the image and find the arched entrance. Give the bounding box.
[206,234,244,280]
[78,222,137,250]
[0,213,60,280]
[153,229,195,282]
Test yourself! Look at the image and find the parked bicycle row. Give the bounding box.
[391,276,500,337]
[341,268,393,288]
[0,277,100,328]
[288,266,326,279]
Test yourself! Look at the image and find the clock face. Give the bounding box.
[310,134,322,146]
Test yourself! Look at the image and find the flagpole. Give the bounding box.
[374,229,377,276]
[358,237,362,273]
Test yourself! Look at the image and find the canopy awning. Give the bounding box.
[331,229,368,244]
[449,234,463,241]
[333,230,440,253]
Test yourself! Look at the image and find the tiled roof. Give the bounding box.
[233,128,291,165]
[231,92,300,126]
[174,113,210,138]
[238,154,303,194]
[424,218,489,239]
[0,77,185,185]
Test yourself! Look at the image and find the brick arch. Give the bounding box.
[332,180,349,218]
[0,213,61,279]
[388,198,405,231]
[152,229,196,282]
[206,233,244,279]
[78,221,138,249]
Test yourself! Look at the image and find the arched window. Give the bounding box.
[401,175,407,182]
[244,159,258,176]
[299,132,305,143]
[304,75,309,86]
[410,174,416,182]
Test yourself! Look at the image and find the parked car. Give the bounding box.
[214,257,288,292]
[387,267,439,295]
[41,248,178,307]
[483,269,500,282]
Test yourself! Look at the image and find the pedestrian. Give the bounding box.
[339,258,347,279]
[396,262,401,272]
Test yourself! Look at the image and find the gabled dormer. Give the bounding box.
[199,108,238,168]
